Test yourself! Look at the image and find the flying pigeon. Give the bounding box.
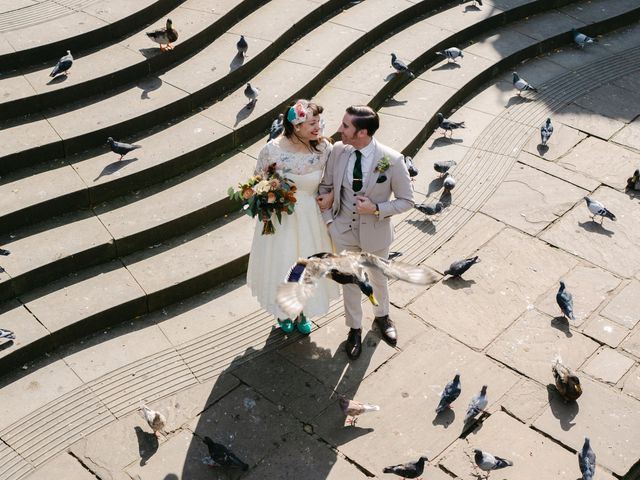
[434,159,457,176]
[0,328,15,341]
[244,83,260,106]
[139,404,166,438]
[443,174,456,192]
[236,35,248,56]
[626,169,640,191]
[474,449,513,475]
[464,385,488,424]
[573,28,596,48]
[203,437,249,471]
[444,256,479,277]
[552,358,582,402]
[578,437,596,480]
[0,248,9,256]
[390,53,414,77]
[383,456,429,479]
[436,113,465,137]
[540,117,553,146]
[556,281,575,321]
[339,395,380,426]
[404,156,419,177]
[435,374,461,414]
[415,202,443,215]
[50,50,73,77]
[107,137,141,160]
[512,71,537,95]
[268,113,284,142]
[437,47,464,62]
[584,196,616,223]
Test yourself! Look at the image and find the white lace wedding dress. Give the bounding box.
[246,139,339,319]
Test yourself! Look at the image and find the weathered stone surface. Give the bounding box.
[581,315,630,348]
[516,150,600,192]
[574,82,640,124]
[611,116,640,151]
[622,364,640,400]
[465,80,517,117]
[621,327,640,358]
[23,452,96,480]
[523,121,587,162]
[498,378,549,423]
[0,302,49,363]
[600,280,640,329]
[582,346,634,385]
[555,103,625,140]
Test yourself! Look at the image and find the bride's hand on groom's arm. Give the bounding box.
[316,190,334,210]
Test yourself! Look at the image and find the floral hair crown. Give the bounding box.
[287,100,312,125]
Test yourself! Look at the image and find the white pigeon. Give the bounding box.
[540,118,553,146]
[512,71,537,95]
[140,404,166,437]
[573,28,595,48]
[474,449,513,474]
[339,395,380,426]
[584,196,616,223]
[437,47,464,62]
[464,385,488,424]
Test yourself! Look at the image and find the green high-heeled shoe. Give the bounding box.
[277,318,294,334]
[296,313,312,335]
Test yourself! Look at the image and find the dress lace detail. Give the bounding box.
[254,139,331,176]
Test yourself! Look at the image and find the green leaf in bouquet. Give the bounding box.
[275,210,282,224]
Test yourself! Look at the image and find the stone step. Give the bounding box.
[0,0,267,120]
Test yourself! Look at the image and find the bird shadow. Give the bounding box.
[138,47,160,59]
[134,426,159,466]
[230,52,245,72]
[384,72,397,82]
[550,316,572,338]
[46,74,67,85]
[443,276,475,290]
[546,384,579,431]
[433,62,461,71]
[426,176,445,196]
[432,408,455,428]
[506,95,534,108]
[0,340,14,351]
[537,144,549,156]
[139,76,163,99]
[429,136,463,149]
[463,4,481,12]
[93,158,139,182]
[234,101,256,127]
[407,218,436,235]
[384,98,408,107]
[577,221,614,237]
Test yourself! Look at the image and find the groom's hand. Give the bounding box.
[355,196,376,214]
[317,191,333,210]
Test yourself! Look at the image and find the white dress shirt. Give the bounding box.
[346,137,377,188]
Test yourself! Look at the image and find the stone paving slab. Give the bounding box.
[622,364,640,400]
[498,377,549,423]
[522,121,587,162]
[0,302,49,364]
[0,442,32,480]
[621,327,640,358]
[574,82,640,124]
[22,452,95,480]
[516,150,599,192]
[611,116,640,152]
[554,102,626,140]
[582,346,634,385]
[581,315,630,348]
[599,279,640,329]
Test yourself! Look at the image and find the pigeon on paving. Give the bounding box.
[474,449,513,477]
[404,156,419,177]
[383,456,429,479]
[434,159,457,177]
[556,280,575,321]
[50,50,73,77]
[339,395,380,426]
[139,404,166,438]
[573,28,596,48]
[540,117,553,146]
[443,174,456,192]
[444,256,479,277]
[415,202,443,216]
[268,113,284,142]
[464,385,488,424]
[390,53,415,77]
[584,196,616,223]
[244,82,260,106]
[512,71,538,95]
[0,248,9,256]
[203,437,249,471]
[552,358,582,402]
[236,34,248,56]
[436,373,461,414]
[0,328,16,341]
[107,137,141,161]
[437,47,464,62]
[436,112,465,137]
[626,169,640,191]
[579,437,596,480]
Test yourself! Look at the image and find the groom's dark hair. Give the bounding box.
[346,105,379,136]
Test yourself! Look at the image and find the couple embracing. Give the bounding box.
[246,100,413,360]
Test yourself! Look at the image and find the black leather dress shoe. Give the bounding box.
[345,328,362,360]
[374,315,397,347]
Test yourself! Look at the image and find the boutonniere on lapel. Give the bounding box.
[375,155,391,183]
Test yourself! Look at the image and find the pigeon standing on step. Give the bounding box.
[584,196,616,223]
[579,437,596,480]
[626,169,640,191]
[107,137,141,161]
[464,385,488,424]
[474,449,513,476]
[139,404,166,438]
[268,113,284,142]
[0,248,9,256]
[244,83,260,107]
[339,395,380,426]
[556,281,575,321]
[236,35,248,56]
[435,373,461,414]
[540,117,553,146]
[512,71,538,95]
[0,328,15,341]
[50,50,73,77]
[415,202,443,216]
[390,53,415,78]
[436,113,465,137]
[203,437,249,471]
[444,256,479,277]
[552,358,582,402]
[383,456,429,479]
[434,159,457,177]
[443,174,456,192]
[437,47,464,62]
[404,156,419,177]
[573,28,596,48]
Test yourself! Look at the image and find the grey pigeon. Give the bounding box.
[513,71,537,95]
[244,82,260,106]
[404,156,419,177]
[339,395,380,426]
[443,174,456,192]
[236,35,248,56]
[436,112,465,137]
[107,137,141,160]
[436,374,461,414]
[390,53,414,78]
[415,202,443,216]
[434,159,456,176]
[383,456,429,479]
[464,385,488,424]
[474,449,513,474]
[50,50,73,77]
[444,256,479,277]
[268,113,284,142]
[584,196,616,223]
[556,281,575,321]
[203,437,249,471]
[578,437,596,480]
[0,248,9,256]
[573,28,596,48]
[540,117,553,146]
[437,47,464,62]
[0,328,15,340]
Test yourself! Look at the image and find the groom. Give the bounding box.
[318,105,413,360]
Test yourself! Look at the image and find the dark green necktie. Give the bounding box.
[352,150,363,192]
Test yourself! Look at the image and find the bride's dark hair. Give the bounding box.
[283,100,330,152]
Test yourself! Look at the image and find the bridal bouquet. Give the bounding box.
[228,162,297,235]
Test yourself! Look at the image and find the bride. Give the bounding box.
[246,99,339,334]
